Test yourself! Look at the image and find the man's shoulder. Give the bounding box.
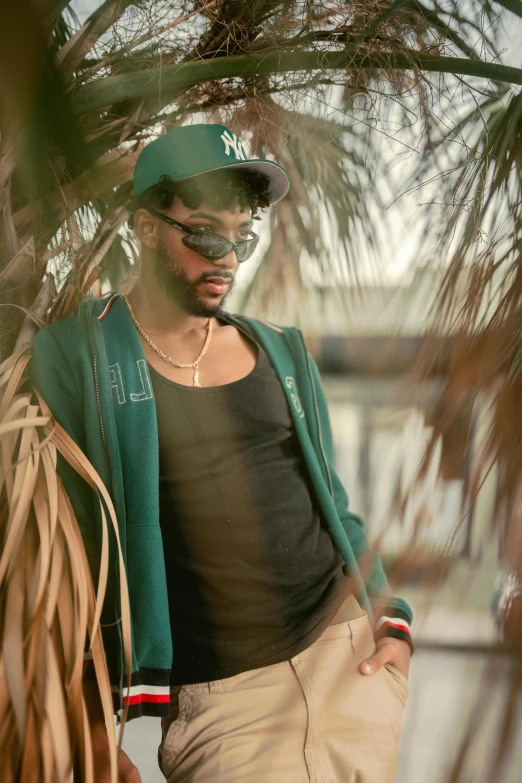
[35,295,116,340]
[33,294,117,360]
[226,312,300,338]
[225,313,312,382]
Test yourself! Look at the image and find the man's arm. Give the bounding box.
[32,328,101,573]
[307,356,414,651]
[32,330,142,778]
[83,681,142,782]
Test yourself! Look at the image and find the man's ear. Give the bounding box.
[134,208,159,250]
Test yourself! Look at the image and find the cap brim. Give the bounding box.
[133,156,290,202]
[171,159,288,204]
[216,160,289,203]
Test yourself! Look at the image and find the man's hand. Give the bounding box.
[84,680,142,783]
[117,748,143,782]
[359,637,411,679]
[89,732,142,783]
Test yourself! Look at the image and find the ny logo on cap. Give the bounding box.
[221,130,246,161]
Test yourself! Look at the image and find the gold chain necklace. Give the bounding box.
[124,295,213,387]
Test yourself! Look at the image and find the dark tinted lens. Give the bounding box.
[182,234,232,260]
[235,236,259,263]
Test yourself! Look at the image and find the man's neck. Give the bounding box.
[126,277,210,340]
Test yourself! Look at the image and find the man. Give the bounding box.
[32,123,413,783]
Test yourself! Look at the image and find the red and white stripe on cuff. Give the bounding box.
[375,616,411,635]
[111,684,171,707]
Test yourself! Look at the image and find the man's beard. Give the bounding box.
[155,238,235,318]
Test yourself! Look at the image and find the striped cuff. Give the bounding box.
[375,611,414,655]
[112,670,171,720]
[82,651,171,720]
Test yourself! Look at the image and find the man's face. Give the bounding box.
[153,198,254,318]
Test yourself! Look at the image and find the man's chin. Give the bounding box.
[159,269,233,317]
[184,291,228,318]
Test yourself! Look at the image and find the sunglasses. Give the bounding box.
[149,209,260,263]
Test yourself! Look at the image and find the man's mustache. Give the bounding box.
[198,271,235,283]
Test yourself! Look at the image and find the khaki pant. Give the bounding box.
[158,606,408,783]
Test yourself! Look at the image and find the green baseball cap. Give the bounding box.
[132,123,290,202]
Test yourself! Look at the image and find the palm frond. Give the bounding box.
[236,107,382,317]
[0,346,132,782]
[495,0,522,19]
[1,1,522,778]
[49,4,82,55]
[409,89,522,618]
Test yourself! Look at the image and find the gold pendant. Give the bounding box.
[193,366,200,387]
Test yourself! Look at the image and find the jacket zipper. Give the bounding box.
[88,311,124,714]
[88,313,107,451]
[115,556,124,719]
[306,352,334,498]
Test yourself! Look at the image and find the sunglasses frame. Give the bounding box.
[148,208,260,263]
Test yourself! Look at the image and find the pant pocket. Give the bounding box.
[348,613,375,660]
[158,687,184,778]
[384,663,409,706]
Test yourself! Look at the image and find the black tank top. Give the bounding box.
[150,317,344,685]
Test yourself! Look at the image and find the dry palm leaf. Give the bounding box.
[0,343,132,783]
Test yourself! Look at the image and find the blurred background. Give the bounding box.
[1,0,522,780]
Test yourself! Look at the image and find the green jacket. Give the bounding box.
[32,292,413,719]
